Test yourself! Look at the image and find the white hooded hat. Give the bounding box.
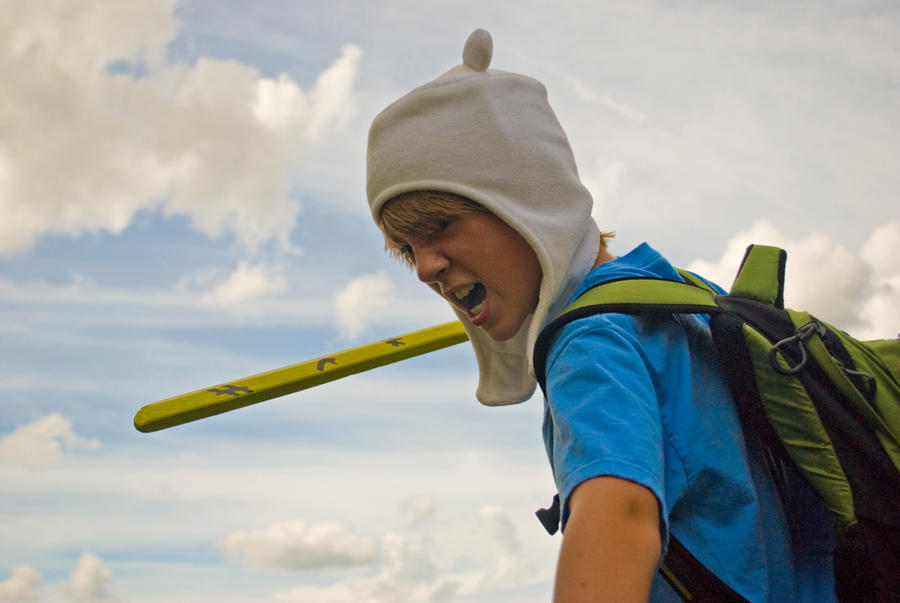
[367,29,600,405]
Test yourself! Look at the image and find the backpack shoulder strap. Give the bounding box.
[532,272,753,601]
[534,275,720,394]
[729,244,787,307]
[661,537,752,602]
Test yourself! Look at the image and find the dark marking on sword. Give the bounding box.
[384,337,405,347]
[317,357,338,371]
[208,384,253,396]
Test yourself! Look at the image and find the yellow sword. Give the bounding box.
[134,321,468,432]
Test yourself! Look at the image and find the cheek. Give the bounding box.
[526,261,543,311]
[510,239,542,314]
[507,236,541,291]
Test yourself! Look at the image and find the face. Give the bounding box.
[387,203,542,341]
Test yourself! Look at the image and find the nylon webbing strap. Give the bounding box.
[533,274,750,601]
[661,537,751,602]
[730,245,787,308]
[534,277,722,394]
[560,277,721,317]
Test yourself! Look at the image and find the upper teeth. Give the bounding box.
[454,284,475,300]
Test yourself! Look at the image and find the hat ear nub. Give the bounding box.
[462,29,492,71]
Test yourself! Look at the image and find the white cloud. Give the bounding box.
[859,222,900,340]
[252,43,361,139]
[276,582,359,603]
[253,74,308,131]
[0,566,40,602]
[199,261,287,308]
[0,264,330,329]
[274,532,456,603]
[62,553,114,603]
[400,495,437,524]
[273,503,541,603]
[335,272,394,338]
[530,4,899,263]
[480,505,521,554]
[0,414,101,470]
[861,221,900,281]
[687,221,868,325]
[306,45,364,141]
[2,5,895,603]
[473,505,537,593]
[333,271,453,338]
[582,158,627,225]
[222,520,377,571]
[570,78,648,124]
[859,275,900,340]
[0,0,362,254]
[687,220,900,339]
[367,533,445,602]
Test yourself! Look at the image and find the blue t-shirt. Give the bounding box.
[541,243,835,602]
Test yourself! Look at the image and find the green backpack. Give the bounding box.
[533,244,900,602]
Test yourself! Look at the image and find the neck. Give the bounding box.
[592,245,616,269]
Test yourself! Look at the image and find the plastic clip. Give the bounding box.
[769,320,826,375]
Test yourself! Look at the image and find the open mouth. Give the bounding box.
[452,282,486,315]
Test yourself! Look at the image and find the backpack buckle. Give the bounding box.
[769,320,827,375]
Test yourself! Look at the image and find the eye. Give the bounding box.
[391,242,415,268]
[384,235,416,268]
[423,218,453,243]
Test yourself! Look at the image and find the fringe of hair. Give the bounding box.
[379,190,614,267]
[380,191,488,267]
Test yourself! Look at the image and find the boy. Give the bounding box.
[366,29,835,601]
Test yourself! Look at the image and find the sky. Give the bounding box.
[1,0,898,601]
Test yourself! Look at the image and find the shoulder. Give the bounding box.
[547,311,657,368]
[545,310,688,389]
[544,311,680,410]
[541,242,678,365]
[578,242,681,292]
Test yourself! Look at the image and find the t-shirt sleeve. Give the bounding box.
[544,313,669,540]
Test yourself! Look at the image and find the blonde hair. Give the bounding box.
[380,191,489,267]
[379,190,614,268]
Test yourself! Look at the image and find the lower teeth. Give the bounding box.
[470,302,484,315]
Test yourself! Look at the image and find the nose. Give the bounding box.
[413,243,449,285]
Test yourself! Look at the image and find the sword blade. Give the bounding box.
[134,321,468,432]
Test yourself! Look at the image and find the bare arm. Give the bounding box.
[553,476,661,603]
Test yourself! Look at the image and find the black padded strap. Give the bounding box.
[534,274,747,601]
[533,497,748,600]
[661,536,751,602]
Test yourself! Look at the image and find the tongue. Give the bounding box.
[462,283,486,311]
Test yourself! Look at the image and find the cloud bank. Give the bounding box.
[334,271,454,338]
[0,414,101,470]
[0,0,361,254]
[63,553,115,603]
[688,221,900,340]
[222,520,377,571]
[0,566,40,603]
[0,554,114,603]
[230,503,545,603]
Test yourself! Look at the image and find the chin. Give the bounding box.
[485,330,514,342]
[483,320,527,342]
